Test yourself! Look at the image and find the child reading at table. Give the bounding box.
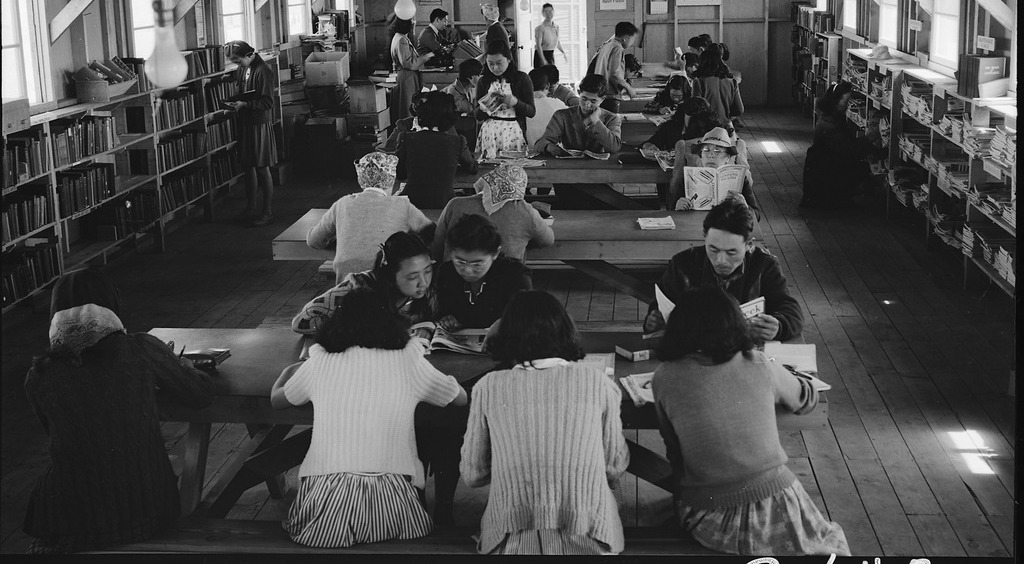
[436,213,532,331]
[668,127,760,216]
[23,268,215,554]
[293,231,438,335]
[273,289,468,548]
[652,285,849,556]
[461,290,629,554]
[642,75,691,116]
[641,96,718,152]
[432,163,554,262]
[306,152,434,284]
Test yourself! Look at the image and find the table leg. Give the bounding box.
[563,260,655,304]
[205,425,298,518]
[625,438,674,492]
[179,421,212,516]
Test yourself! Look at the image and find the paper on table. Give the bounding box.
[763,342,817,373]
[655,284,675,322]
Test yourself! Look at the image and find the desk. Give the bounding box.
[150,328,828,516]
[273,209,710,303]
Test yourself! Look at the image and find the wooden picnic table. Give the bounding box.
[273,208,715,303]
[150,327,828,517]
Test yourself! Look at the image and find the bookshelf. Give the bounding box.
[790,4,840,122]
[1,45,284,314]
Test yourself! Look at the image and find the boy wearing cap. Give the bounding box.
[669,127,759,217]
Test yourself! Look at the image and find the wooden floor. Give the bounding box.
[0,108,1014,556]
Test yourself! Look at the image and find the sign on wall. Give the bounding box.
[600,0,627,9]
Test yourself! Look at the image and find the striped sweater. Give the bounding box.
[283,341,462,489]
[460,364,630,554]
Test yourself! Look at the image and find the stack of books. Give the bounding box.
[2,129,47,188]
[957,55,1008,98]
[990,125,1016,169]
[962,127,997,157]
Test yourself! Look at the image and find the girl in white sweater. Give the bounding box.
[272,288,467,548]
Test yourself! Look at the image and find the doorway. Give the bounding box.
[514,0,589,85]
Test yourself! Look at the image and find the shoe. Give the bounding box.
[249,214,273,226]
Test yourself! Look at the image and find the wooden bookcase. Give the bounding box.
[791,5,841,123]
[1,47,283,314]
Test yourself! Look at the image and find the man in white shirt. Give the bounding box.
[525,68,567,147]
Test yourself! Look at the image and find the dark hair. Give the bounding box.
[687,35,711,50]
[458,58,483,81]
[666,75,687,92]
[675,95,715,130]
[682,52,699,68]
[485,40,513,61]
[487,291,585,368]
[578,73,608,97]
[657,286,754,364]
[446,213,502,254]
[409,92,430,117]
[542,3,554,9]
[371,231,436,320]
[225,41,255,58]
[391,16,414,36]
[718,42,730,61]
[529,68,549,91]
[702,198,755,239]
[429,8,448,22]
[695,44,733,79]
[315,288,411,353]
[417,91,457,130]
[815,80,854,116]
[542,64,560,83]
[615,21,638,37]
[49,267,121,318]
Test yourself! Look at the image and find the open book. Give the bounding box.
[683,164,748,210]
[557,149,610,160]
[411,322,488,355]
[620,372,655,406]
[763,342,831,392]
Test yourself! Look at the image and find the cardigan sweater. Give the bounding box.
[436,256,532,328]
[234,55,275,126]
[652,350,817,510]
[460,364,630,553]
[283,341,461,489]
[649,246,803,340]
[305,189,433,282]
[474,68,536,134]
[431,194,554,262]
[396,130,478,209]
[23,332,216,550]
[692,76,744,122]
[533,106,622,155]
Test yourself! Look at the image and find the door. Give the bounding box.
[515,0,588,84]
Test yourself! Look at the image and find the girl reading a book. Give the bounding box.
[474,41,535,160]
[273,289,468,548]
[652,285,849,557]
[641,96,717,152]
[643,75,692,116]
[436,213,532,331]
[23,268,216,553]
[461,290,629,555]
[225,41,277,226]
[669,127,760,217]
[292,231,438,336]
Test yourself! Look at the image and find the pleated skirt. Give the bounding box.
[488,529,614,555]
[237,122,278,169]
[678,479,851,556]
[283,472,432,548]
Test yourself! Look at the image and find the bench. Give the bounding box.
[89,519,717,555]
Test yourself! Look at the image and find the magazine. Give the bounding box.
[656,287,762,322]
[556,149,610,160]
[620,372,655,406]
[410,322,488,355]
[682,164,748,210]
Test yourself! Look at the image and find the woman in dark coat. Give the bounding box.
[23,269,215,553]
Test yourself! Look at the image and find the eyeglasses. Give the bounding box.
[700,147,728,155]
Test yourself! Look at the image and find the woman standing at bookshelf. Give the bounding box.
[390,17,435,124]
[224,41,278,226]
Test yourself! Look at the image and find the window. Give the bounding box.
[286,0,311,37]
[842,0,857,33]
[1,0,49,104]
[929,0,960,70]
[221,0,254,43]
[130,0,155,58]
[878,0,898,46]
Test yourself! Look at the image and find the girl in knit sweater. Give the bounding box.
[652,286,849,556]
[461,291,630,554]
[273,289,468,548]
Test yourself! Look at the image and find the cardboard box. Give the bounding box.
[304,116,348,140]
[347,79,388,113]
[347,109,390,132]
[2,97,30,134]
[304,51,350,86]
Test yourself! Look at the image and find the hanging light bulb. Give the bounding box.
[145,0,188,88]
[394,0,417,20]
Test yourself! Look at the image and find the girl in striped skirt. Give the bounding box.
[271,288,468,548]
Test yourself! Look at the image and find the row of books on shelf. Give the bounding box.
[158,132,205,170]
[2,192,51,244]
[206,80,234,110]
[57,163,116,218]
[961,223,1015,284]
[901,81,934,123]
[184,47,227,81]
[85,193,159,241]
[210,152,239,186]
[157,90,202,130]
[1,243,60,307]
[208,119,235,149]
[161,169,210,212]
[3,131,47,188]
[794,5,834,32]
[898,133,931,165]
[843,57,868,91]
[990,126,1016,168]
[52,117,116,168]
[968,183,1014,222]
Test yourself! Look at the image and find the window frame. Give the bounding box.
[841,0,858,35]
[877,0,899,47]
[2,0,52,105]
[128,0,155,59]
[285,0,312,38]
[925,0,961,76]
[220,0,256,44]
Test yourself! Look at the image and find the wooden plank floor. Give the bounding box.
[0,108,1014,556]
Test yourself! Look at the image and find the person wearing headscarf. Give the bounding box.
[481,3,511,53]
[432,163,554,262]
[22,268,216,554]
[306,152,434,284]
[390,16,435,123]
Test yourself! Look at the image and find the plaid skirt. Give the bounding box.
[283,472,432,548]
[238,122,278,169]
[679,479,850,556]
[488,529,614,555]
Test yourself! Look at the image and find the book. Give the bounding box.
[763,342,831,392]
[620,372,655,406]
[410,322,488,355]
[615,334,653,362]
[654,151,675,172]
[683,164,748,210]
[637,216,676,230]
[183,348,231,371]
[555,149,610,160]
[656,288,763,322]
[739,296,765,319]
